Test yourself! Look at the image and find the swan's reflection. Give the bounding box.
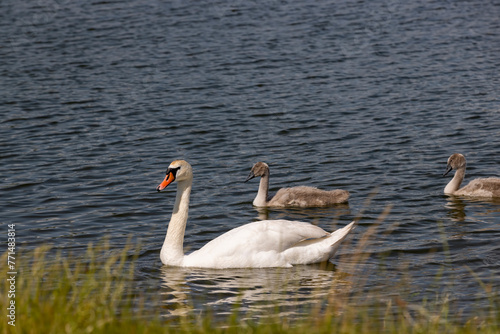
[444,196,467,222]
[445,195,500,223]
[253,204,351,222]
[159,263,352,319]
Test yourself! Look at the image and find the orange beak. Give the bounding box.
[156,172,175,192]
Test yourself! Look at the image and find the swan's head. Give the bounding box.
[443,153,466,177]
[157,160,193,192]
[244,161,269,182]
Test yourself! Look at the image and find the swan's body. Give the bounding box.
[443,153,500,197]
[156,160,356,268]
[244,162,349,207]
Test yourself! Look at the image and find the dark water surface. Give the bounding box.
[2,0,500,323]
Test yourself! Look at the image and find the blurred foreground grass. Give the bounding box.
[1,236,499,334]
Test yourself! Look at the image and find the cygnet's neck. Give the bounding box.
[444,167,465,194]
[253,174,270,207]
[161,178,192,265]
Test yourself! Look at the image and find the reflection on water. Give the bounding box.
[445,196,467,222]
[445,195,500,223]
[159,264,352,320]
[252,204,352,223]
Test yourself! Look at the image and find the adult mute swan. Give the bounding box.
[156,160,356,268]
[244,162,349,207]
[443,153,500,197]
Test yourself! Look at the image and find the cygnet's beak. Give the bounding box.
[443,165,453,177]
[157,171,176,192]
[244,171,255,183]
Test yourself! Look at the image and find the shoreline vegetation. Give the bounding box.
[1,218,499,333]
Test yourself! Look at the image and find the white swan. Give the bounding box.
[156,160,356,268]
[244,162,349,207]
[443,153,500,197]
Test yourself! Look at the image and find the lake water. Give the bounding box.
[1,0,500,323]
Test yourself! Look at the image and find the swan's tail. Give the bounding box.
[329,221,356,244]
[327,220,356,257]
[284,221,357,265]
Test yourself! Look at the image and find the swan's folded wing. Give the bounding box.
[252,220,329,251]
[460,177,500,197]
[270,187,349,207]
[193,220,329,256]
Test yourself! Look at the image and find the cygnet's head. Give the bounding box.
[244,162,270,183]
[443,153,466,177]
[157,160,193,191]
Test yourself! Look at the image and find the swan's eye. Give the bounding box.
[166,166,180,176]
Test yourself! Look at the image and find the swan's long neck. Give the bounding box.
[253,173,269,207]
[444,167,465,194]
[161,178,192,265]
